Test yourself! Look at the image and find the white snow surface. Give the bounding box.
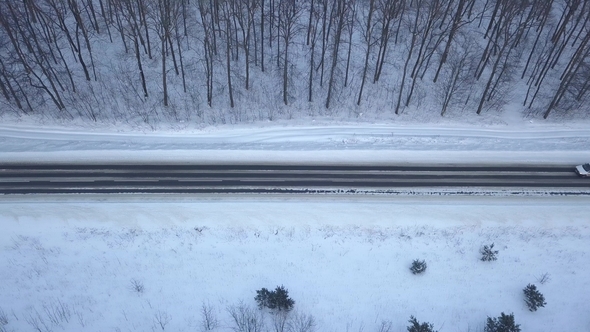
[1,119,590,332]
[1,196,589,332]
[1,120,590,164]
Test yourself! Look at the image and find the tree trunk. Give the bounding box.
[162,37,168,107]
[225,16,235,108]
[434,0,466,83]
[326,0,345,109]
[283,41,289,105]
[344,2,355,88]
[357,0,374,105]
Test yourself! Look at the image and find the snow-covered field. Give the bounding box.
[1,196,589,332]
[1,120,590,332]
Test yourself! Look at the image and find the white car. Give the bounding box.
[575,163,590,177]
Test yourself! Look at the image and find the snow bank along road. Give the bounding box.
[0,163,588,194]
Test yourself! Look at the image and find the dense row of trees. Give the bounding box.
[0,0,589,125]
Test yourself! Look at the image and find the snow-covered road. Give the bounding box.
[1,123,590,164]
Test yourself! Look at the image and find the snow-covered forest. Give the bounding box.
[1,0,589,126]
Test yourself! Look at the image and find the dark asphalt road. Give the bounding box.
[0,164,587,194]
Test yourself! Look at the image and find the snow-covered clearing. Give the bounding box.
[0,121,590,332]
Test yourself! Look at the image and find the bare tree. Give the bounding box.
[198,0,215,107]
[153,310,171,330]
[543,27,590,118]
[111,0,130,52]
[376,320,392,332]
[0,57,30,113]
[307,0,322,102]
[85,0,100,33]
[373,0,404,83]
[272,311,290,332]
[316,0,333,87]
[0,1,67,112]
[357,0,376,105]
[394,1,421,115]
[436,41,475,116]
[405,0,449,107]
[520,0,553,81]
[98,0,114,42]
[33,4,76,93]
[433,0,472,83]
[200,302,218,331]
[325,0,349,109]
[152,0,178,107]
[475,0,529,115]
[343,0,356,87]
[524,0,589,112]
[220,0,235,108]
[227,303,265,332]
[67,0,97,80]
[172,2,187,93]
[42,0,92,81]
[234,0,257,90]
[278,0,301,105]
[121,0,148,98]
[137,0,153,59]
[287,312,316,332]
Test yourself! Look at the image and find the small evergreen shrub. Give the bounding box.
[480,243,499,261]
[407,316,437,332]
[410,259,427,274]
[523,284,546,311]
[255,285,295,311]
[484,312,520,332]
